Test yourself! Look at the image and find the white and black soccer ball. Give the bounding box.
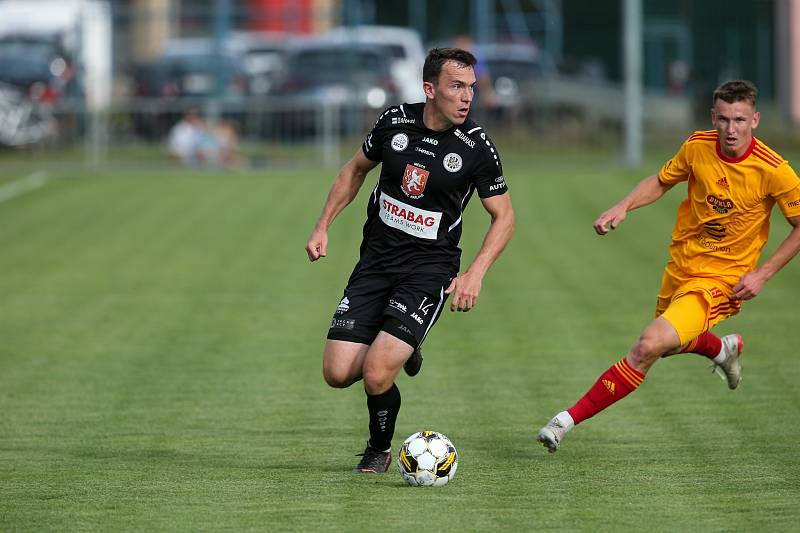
[397,431,458,486]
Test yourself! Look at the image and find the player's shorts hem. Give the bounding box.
[326,330,376,345]
[380,316,418,348]
[656,269,742,345]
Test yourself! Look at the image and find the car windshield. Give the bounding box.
[160,53,240,74]
[0,41,60,59]
[290,48,388,82]
[0,53,51,82]
[486,59,543,81]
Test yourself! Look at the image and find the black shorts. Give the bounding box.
[327,268,452,348]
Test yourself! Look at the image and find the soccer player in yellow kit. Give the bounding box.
[537,80,800,453]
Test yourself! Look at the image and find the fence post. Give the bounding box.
[623,0,643,168]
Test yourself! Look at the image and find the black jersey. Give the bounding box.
[357,102,508,273]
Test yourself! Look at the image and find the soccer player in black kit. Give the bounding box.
[305,48,515,473]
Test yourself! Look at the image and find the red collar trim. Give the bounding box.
[716,136,755,163]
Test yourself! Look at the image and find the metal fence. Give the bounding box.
[0,0,790,169]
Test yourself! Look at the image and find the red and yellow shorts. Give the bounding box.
[655,263,742,345]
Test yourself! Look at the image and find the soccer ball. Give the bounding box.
[397,431,458,486]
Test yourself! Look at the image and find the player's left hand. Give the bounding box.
[730,271,767,300]
[446,272,482,312]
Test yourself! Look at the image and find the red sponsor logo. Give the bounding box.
[402,164,429,199]
[382,198,437,227]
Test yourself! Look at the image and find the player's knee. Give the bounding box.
[362,367,393,396]
[629,335,663,366]
[322,364,357,388]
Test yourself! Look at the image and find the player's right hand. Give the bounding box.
[593,206,627,235]
[305,229,328,262]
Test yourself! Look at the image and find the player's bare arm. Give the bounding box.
[594,174,674,235]
[306,150,379,262]
[447,193,514,312]
[731,215,800,300]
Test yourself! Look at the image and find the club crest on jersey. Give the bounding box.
[443,153,463,172]
[706,194,734,214]
[402,164,430,199]
[391,133,409,151]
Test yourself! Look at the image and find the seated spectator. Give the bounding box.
[167,110,219,167]
[214,119,245,168]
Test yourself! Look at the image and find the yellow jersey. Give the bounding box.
[657,130,800,281]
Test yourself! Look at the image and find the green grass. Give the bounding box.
[1,146,799,532]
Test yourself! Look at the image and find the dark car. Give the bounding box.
[268,40,402,137]
[474,43,553,107]
[0,33,75,104]
[131,38,250,138]
[134,39,249,100]
[227,31,290,95]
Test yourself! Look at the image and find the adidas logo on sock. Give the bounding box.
[602,379,616,395]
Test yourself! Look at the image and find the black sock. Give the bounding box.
[366,383,401,452]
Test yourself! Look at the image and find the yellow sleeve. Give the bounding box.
[658,141,691,185]
[770,163,800,218]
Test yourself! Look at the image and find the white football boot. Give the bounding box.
[710,333,744,390]
[537,414,572,453]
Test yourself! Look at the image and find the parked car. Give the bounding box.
[269,39,403,137]
[322,25,426,103]
[227,31,291,95]
[133,38,250,100]
[472,42,554,110]
[131,38,250,138]
[0,33,75,104]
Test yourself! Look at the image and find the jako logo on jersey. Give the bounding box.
[422,136,439,145]
[706,195,734,214]
[454,129,475,148]
[443,153,463,172]
[402,164,430,199]
[391,133,409,151]
[379,192,442,240]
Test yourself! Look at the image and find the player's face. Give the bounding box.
[711,99,760,158]
[424,61,476,130]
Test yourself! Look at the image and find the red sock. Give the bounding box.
[567,358,644,425]
[679,331,722,359]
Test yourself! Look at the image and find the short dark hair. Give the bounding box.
[423,48,477,83]
[713,79,757,107]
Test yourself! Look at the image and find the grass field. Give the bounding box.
[1,145,799,532]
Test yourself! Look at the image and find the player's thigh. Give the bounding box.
[322,339,370,387]
[659,292,711,345]
[656,273,741,344]
[382,272,453,348]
